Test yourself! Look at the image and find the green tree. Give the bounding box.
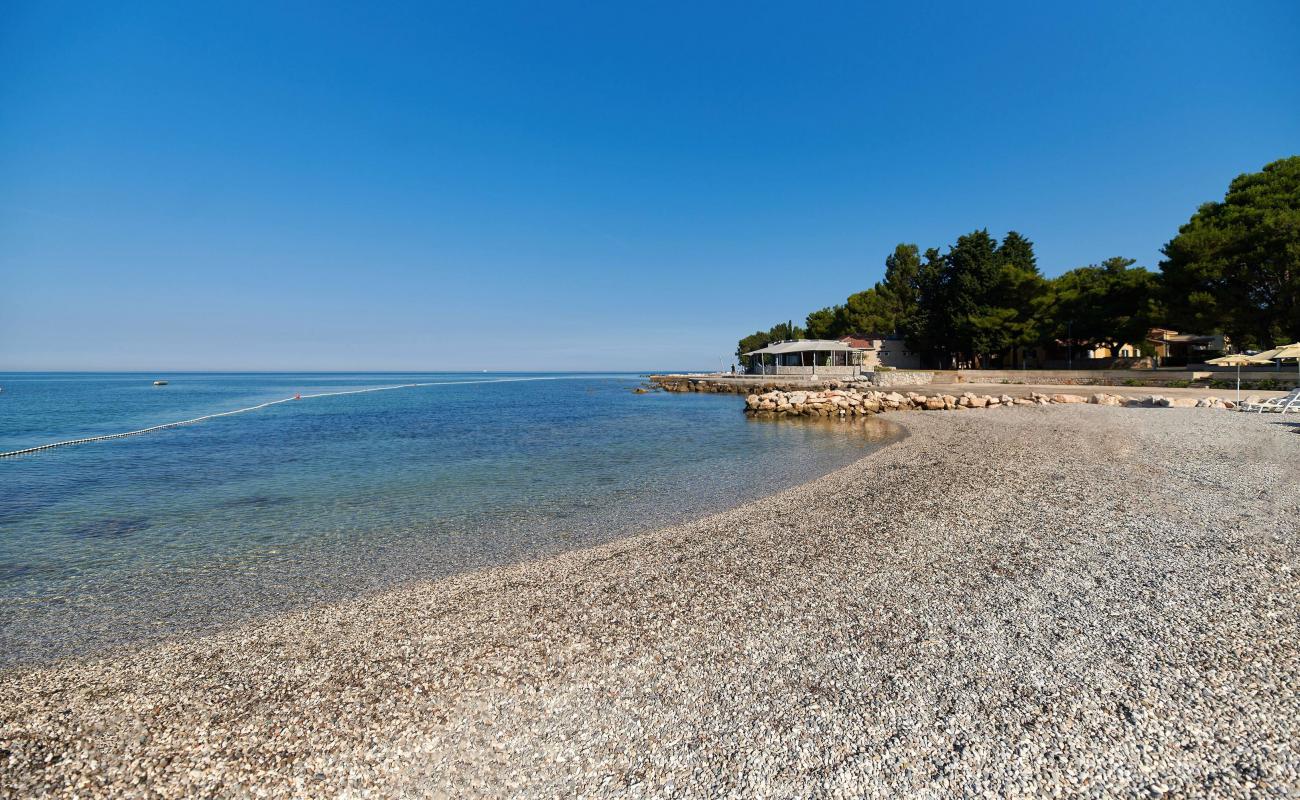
[880,243,921,323]
[945,229,1004,365]
[1160,156,1300,348]
[997,230,1037,273]
[805,306,845,339]
[736,320,805,363]
[834,244,922,337]
[903,247,951,365]
[1039,257,1160,355]
[736,330,773,362]
[839,287,895,335]
[992,231,1048,361]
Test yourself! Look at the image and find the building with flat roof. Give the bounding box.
[838,335,923,370]
[744,339,864,376]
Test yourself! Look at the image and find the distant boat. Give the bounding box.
[153,380,168,386]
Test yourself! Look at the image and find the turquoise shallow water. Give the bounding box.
[0,372,896,665]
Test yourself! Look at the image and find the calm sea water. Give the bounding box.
[0,372,897,666]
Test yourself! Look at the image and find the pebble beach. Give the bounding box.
[2,405,1298,798]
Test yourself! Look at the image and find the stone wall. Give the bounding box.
[935,369,1298,389]
[648,372,934,394]
[744,388,1237,418]
[859,370,935,387]
[649,375,860,394]
[767,365,859,376]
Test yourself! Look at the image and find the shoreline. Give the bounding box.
[2,406,1297,796]
[0,415,904,671]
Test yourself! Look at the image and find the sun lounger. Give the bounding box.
[1239,388,1300,413]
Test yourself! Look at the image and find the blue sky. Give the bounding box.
[2,1,1297,371]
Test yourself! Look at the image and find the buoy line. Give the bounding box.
[0,375,594,459]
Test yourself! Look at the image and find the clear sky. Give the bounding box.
[2,1,1297,371]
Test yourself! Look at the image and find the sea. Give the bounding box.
[0,372,897,666]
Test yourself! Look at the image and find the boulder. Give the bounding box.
[1164,397,1199,408]
[969,395,988,408]
[923,398,946,411]
[1051,393,1086,404]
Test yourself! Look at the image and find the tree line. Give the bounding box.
[737,156,1300,368]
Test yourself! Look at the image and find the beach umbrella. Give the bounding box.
[1206,353,1273,402]
[1254,343,1300,380]
[1275,343,1300,381]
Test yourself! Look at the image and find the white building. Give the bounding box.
[744,339,864,376]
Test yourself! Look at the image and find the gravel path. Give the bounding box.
[2,406,1297,798]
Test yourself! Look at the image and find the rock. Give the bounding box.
[1052,394,1086,404]
[1164,398,1199,408]
[923,398,946,411]
[969,396,988,409]
[1089,393,1121,406]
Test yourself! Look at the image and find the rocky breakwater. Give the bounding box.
[744,389,1237,417]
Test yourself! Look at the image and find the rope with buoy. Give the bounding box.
[0,376,587,459]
